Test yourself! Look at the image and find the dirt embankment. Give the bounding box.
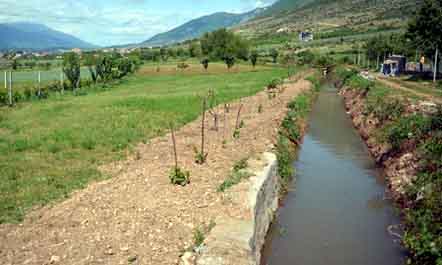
[0,73,311,265]
[340,88,419,199]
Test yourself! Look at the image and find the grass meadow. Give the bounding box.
[0,63,287,223]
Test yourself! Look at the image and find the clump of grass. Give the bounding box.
[218,158,251,192]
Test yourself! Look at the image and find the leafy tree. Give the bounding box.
[250,50,259,68]
[84,54,98,83]
[117,58,133,78]
[407,0,442,82]
[62,52,81,89]
[223,55,235,69]
[200,28,249,61]
[11,59,18,70]
[189,42,202,58]
[270,49,279,63]
[160,47,168,61]
[96,56,114,83]
[201,58,209,71]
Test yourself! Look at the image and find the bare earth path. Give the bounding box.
[376,75,442,104]
[0,74,310,265]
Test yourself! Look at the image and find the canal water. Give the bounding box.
[261,84,406,265]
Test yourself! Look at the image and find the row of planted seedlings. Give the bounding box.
[336,67,442,265]
[167,75,295,187]
[165,78,292,255]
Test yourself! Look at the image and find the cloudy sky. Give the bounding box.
[0,0,276,46]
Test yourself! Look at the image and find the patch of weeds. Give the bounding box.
[305,75,321,92]
[366,96,405,123]
[239,120,245,129]
[169,167,190,186]
[218,158,251,192]
[233,129,240,139]
[9,139,31,152]
[80,138,97,150]
[194,151,208,165]
[267,78,283,90]
[385,114,431,151]
[233,157,248,172]
[191,220,217,251]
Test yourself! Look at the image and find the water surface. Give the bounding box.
[262,84,406,265]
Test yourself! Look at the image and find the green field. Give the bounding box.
[0,63,287,223]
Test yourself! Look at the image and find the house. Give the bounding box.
[299,31,313,42]
[380,55,407,76]
[71,48,82,55]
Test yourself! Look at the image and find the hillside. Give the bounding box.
[0,22,97,51]
[141,8,264,47]
[236,0,421,40]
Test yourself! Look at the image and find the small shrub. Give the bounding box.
[233,158,248,172]
[233,129,240,139]
[267,78,282,90]
[239,120,245,129]
[194,151,208,165]
[258,104,263,113]
[169,167,190,186]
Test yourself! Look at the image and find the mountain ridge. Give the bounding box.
[0,22,97,51]
[141,8,265,47]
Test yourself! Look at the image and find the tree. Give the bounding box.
[84,54,98,83]
[223,55,235,70]
[407,0,442,83]
[62,52,81,89]
[189,42,202,58]
[270,49,279,63]
[160,47,168,61]
[250,50,259,68]
[11,59,18,70]
[201,58,209,71]
[117,58,133,78]
[200,28,249,61]
[96,56,114,83]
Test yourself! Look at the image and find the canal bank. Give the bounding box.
[262,83,406,265]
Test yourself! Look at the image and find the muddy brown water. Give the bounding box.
[261,84,407,265]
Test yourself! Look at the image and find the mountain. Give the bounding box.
[141,8,265,47]
[236,0,419,38]
[0,22,97,51]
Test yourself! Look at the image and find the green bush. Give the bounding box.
[347,75,373,92]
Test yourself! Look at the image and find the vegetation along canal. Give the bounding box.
[261,83,407,265]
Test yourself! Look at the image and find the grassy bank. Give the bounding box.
[0,63,287,223]
[336,67,442,265]
[276,74,319,188]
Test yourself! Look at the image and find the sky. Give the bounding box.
[0,0,276,46]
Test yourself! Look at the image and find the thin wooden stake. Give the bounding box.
[434,48,438,84]
[201,98,207,158]
[4,71,6,90]
[235,102,243,130]
[170,124,178,169]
